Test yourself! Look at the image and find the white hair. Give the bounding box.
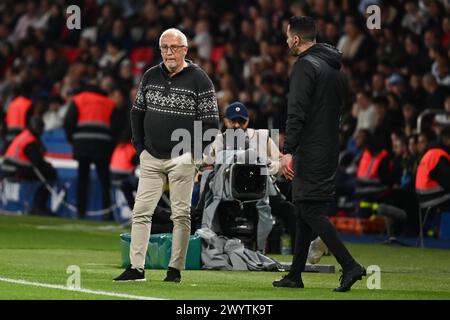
[159,28,188,47]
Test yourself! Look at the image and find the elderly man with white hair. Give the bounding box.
[114,28,219,283]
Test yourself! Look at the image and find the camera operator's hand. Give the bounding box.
[194,172,201,183]
[281,153,294,181]
[195,165,214,183]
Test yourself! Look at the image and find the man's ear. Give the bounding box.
[294,35,301,46]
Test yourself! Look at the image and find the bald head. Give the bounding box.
[159,28,188,47]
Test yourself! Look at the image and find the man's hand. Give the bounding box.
[281,153,294,181]
[194,165,214,183]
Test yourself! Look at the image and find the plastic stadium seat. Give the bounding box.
[130,47,154,75]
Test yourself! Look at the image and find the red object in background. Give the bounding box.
[289,158,293,171]
[0,54,14,78]
[45,152,73,160]
[210,45,225,65]
[59,47,81,63]
[336,210,348,217]
[130,47,154,76]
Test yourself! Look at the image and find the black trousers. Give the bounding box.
[112,172,138,210]
[269,195,297,252]
[288,200,356,279]
[76,156,111,217]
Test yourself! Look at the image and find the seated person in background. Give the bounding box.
[357,130,418,237]
[434,96,450,127]
[1,116,57,215]
[415,125,450,209]
[110,126,138,210]
[42,95,69,131]
[355,131,394,199]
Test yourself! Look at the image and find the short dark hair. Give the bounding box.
[288,16,317,42]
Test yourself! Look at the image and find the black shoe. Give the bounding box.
[272,275,304,288]
[113,268,146,282]
[164,267,181,283]
[333,264,366,292]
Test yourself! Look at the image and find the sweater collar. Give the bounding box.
[160,59,195,78]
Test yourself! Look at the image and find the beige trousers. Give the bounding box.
[130,150,196,270]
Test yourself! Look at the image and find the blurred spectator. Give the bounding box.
[422,73,447,109]
[11,0,40,43]
[402,102,418,136]
[337,16,370,63]
[401,0,426,35]
[43,46,68,86]
[42,95,67,131]
[409,73,427,108]
[192,19,212,60]
[387,73,408,102]
[402,34,431,75]
[408,133,420,173]
[435,58,450,86]
[435,95,450,127]
[353,91,377,132]
[372,96,395,150]
[98,39,127,76]
[371,73,387,98]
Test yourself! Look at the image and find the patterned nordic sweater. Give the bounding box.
[130,60,219,159]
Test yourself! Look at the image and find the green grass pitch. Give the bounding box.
[0,214,449,300]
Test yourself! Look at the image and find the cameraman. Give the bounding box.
[201,102,296,253]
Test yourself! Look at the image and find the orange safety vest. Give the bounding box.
[415,148,450,195]
[356,149,389,195]
[357,149,389,181]
[5,96,32,129]
[72,92,115,141]
[110,143,136,173]
[4,129,37,167]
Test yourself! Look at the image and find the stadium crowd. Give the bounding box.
[0,0,449,238]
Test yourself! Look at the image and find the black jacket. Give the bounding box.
[284,43,346,201]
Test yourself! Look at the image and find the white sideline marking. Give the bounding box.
[0,277,164,300]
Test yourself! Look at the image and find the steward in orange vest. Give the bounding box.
[356,146,393,197]
[415,126,450,207]
[63,83,119,219]
[2,117,56,181]
[4,95,33,146]
[64,85,118,158]
[1,117,57,215]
